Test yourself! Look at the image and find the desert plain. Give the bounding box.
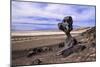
[11,27,96,66]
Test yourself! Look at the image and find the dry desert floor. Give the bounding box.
[11,27,96,66]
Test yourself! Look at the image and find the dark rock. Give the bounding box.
[42,47,52,52]
[91,42,96,47]
[78,41,82,44]
[31,59,42,65]
[48,47,52,51]
[32,48,38,52]
[61,45,86,57]
[27,48,40,57]
[37,48,43,53]
[27,50,36,57]
[73,38,77,46]
[61,47,73,57]
[58,16,73,32]
[66,38,77,48]
[58,42,65,48]
[73,45,86,52]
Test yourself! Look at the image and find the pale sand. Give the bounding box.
[11,28,90,51]
[11,28,89,36]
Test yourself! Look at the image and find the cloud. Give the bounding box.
[12,1,95,31]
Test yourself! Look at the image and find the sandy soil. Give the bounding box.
[11,29,89,36]
[12,29,88,51]
[11,28,96,66]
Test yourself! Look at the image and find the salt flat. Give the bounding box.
[11,28,89,36]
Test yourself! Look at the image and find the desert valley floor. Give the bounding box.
[11,27,96,66]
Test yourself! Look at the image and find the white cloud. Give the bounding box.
[12,1,95,27]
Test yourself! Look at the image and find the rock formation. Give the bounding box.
[57,16,85,56]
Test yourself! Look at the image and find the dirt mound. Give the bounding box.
[81,27,96,46]
[68,26,96,62]
[81,27,96,40]
[82,27,95,34]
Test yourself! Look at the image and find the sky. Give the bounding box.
[12,1,96,31]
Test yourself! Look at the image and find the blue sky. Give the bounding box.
[12,1,96,31]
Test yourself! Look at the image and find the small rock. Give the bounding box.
[42,47,52,52]
[27,48,39,57]
[27,50,36,57]
[91,42,96,47]
[31,59,42,65]
[37,48,43,53]
[58,42,65,48]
